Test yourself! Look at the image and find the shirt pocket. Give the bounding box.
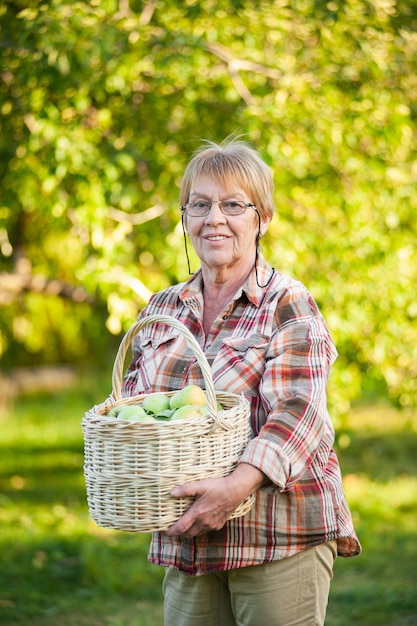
[135,331,182,392]
[213,333,270,397]
[138,332,180,353]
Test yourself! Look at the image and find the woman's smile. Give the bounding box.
[203,233,230,242]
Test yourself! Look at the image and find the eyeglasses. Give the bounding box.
[180,200,257,217]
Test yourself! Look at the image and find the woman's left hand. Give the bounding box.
[163,463,265,538]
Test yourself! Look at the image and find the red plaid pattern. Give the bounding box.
[122,256,361,574]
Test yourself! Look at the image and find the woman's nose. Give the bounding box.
[204,200,226,223]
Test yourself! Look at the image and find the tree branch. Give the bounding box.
[139,0,158,26]
[0,270,95,306]
[205,42,282,105]
[107,204,165,225]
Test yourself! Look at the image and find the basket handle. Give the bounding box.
[111,314,220,427]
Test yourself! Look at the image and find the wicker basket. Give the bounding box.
[82,314,254,532]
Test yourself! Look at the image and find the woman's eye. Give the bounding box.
[194,202,210,209]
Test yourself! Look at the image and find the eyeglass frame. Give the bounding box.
[180,199,257,217]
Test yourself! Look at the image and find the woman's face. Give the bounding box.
[184,175,270,278]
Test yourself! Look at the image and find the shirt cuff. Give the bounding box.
[239,437,291,492]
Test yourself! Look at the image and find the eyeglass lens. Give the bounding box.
[184,201,252,216]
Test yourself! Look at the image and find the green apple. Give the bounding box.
[169,385,206,410]
[128,413,156,423]
[199,402,223,416]
[170,404,205,421]
[107,405,124,418]
[117,404,152,421]
[142,392,170,415]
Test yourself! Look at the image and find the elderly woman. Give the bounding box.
[122,137,361,626]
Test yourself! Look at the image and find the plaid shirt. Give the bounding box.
[122,255,361,575]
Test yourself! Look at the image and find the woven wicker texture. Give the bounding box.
[82,314,254,532]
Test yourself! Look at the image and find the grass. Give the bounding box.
[0,379,416,625]
[328,403,417,625]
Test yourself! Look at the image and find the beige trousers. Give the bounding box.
[163,541,337,626]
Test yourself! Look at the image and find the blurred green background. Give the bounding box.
[1,1,416,624]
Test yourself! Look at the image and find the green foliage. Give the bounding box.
[1,0,416,415]
[0,385,416,625]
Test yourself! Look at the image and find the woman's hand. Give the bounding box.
[163,463,265,538]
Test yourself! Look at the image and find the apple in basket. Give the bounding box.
[142,392,171,415]
[169,384,207,410]
[170,404,207,421]
[107,404,155,422]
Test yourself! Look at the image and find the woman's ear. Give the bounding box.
[259,217,271,237]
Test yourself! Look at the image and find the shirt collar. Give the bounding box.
[179,254,274,308]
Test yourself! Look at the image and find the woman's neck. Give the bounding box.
[201,262,252,298]
[200,265,251,335]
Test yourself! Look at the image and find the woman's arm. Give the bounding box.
[163,462,266,538]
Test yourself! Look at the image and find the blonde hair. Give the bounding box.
[180,136,275,221]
